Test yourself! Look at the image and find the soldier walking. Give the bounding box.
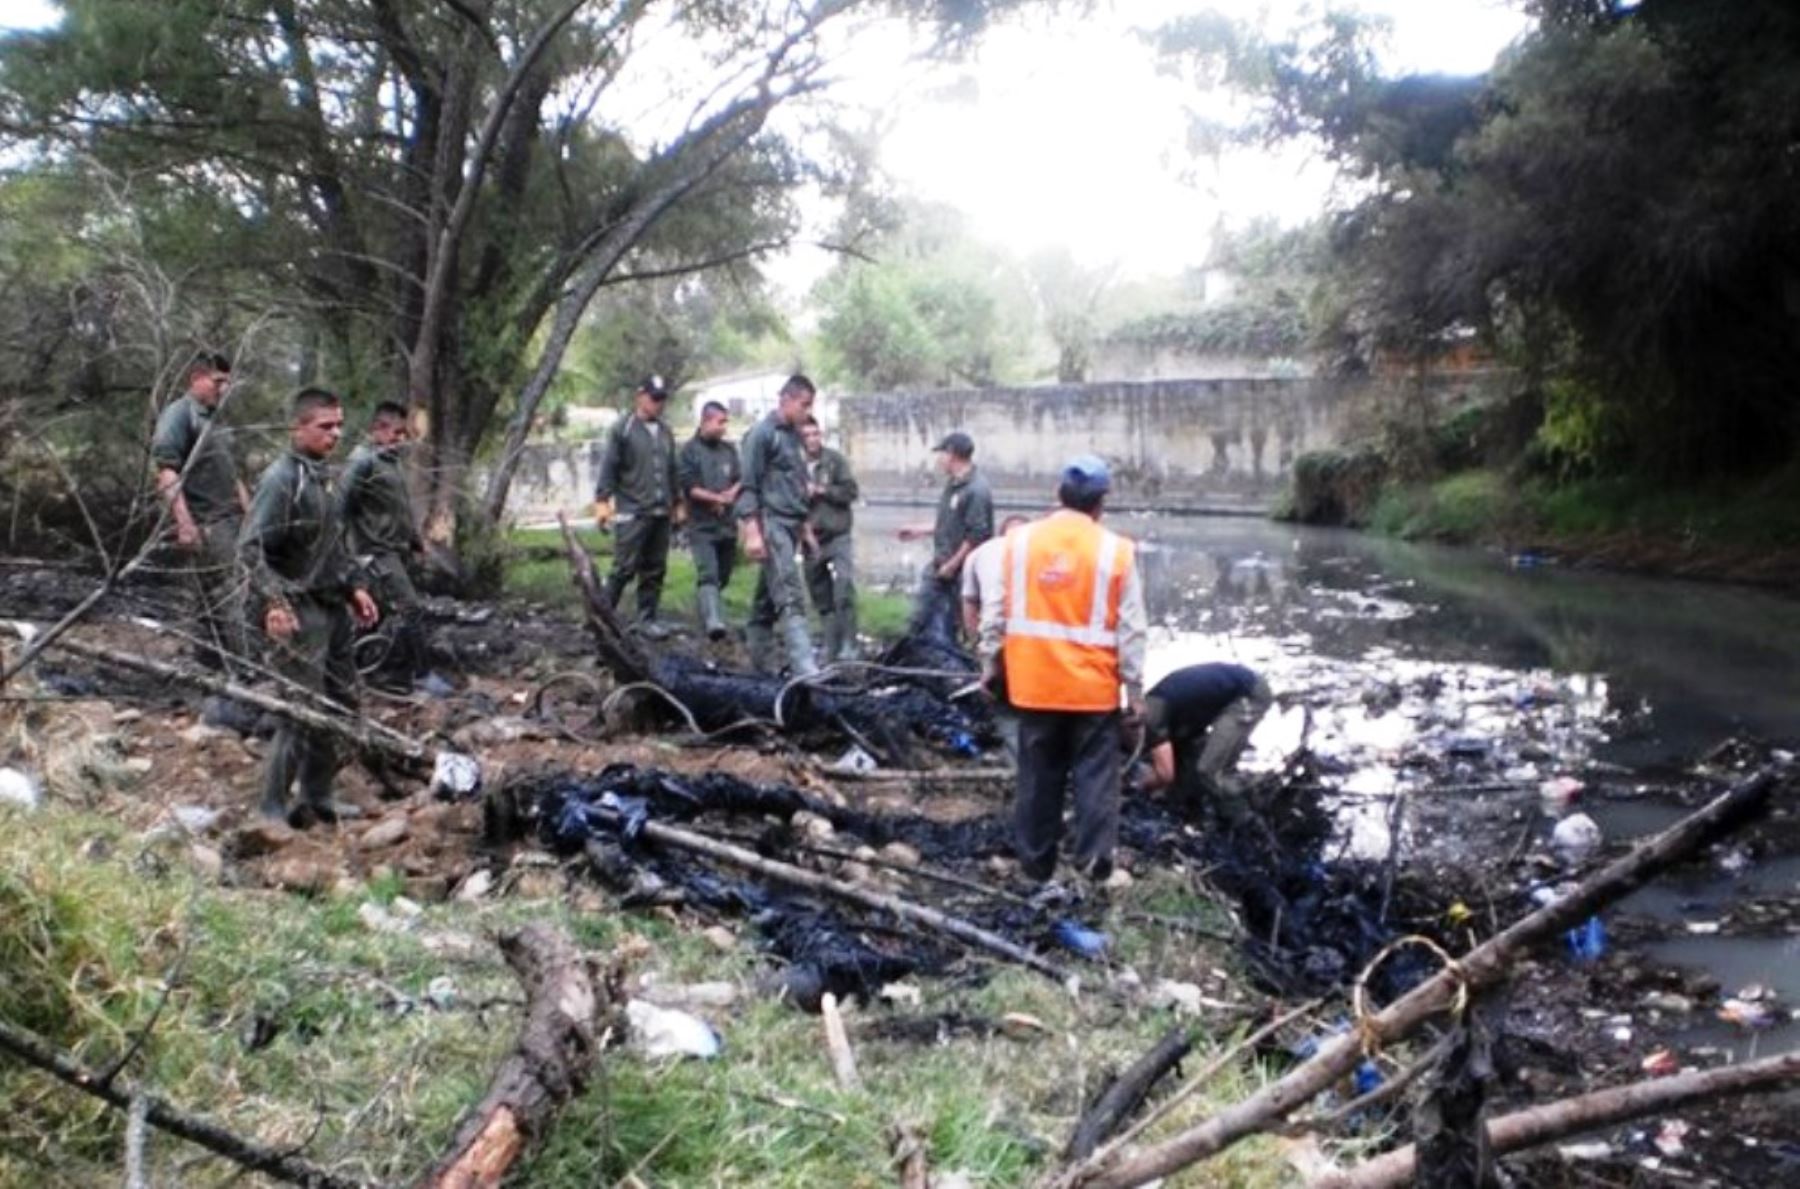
[801,417,860,664]
[150,351,250,670]
[678,400,742,641]
[239,388,379,827]
[594,375,680,636]
[737,374,819,677]
[339,400,427,685]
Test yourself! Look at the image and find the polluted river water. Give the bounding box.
[861,505,1800,1055]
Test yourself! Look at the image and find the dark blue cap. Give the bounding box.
[1062,454,1110,496]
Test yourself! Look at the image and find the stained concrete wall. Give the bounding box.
[838,373,1505,512]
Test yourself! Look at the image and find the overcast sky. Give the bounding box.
[0,0,1534,291]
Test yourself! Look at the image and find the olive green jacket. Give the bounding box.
[806,447,859,541]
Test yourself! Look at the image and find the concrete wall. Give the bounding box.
[499,438,606,522]
[838,372,1506,512]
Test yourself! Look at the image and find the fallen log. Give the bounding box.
[1308,1049,1800,1189]
[571,797,1070,982]
[1064,1026,1194,1161]
[0,1015,368,1189]
[1072,767,1782,1189]
[2,621,427,764]
[413,925,610,1189]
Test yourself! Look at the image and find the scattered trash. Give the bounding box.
[831,745,879,774]
[1148,979,1204,1016]
[1051,919,1109,959]
[1641,1048,1680,1077]
[425,976,457,1010]
[1552,813,1604,864]
[626,999,722,1059]
[1641,992,1694,1015]
[1684,920,1723,935]
[878,981,922,1008]
[1557,1140,1614,1161]
[1539,776,1585,808]
[1715,846,1752,874]
[1654,1118,1691,1157]
[415,671,455,699]
[1717,997,1778,1030]
[431,751,482,800]
[0,766,42,810]
[1566,915,1608,963]
[1352,1060,1382,1096]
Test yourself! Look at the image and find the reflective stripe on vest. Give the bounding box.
[1001,514,1132,712]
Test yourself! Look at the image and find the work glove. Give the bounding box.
[593,498,614,532]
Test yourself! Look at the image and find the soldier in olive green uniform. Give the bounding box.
[896,431,994,644]
[679,400,742,641]
[150,352,250,670]
[594,375,680,633]
[736,375,819,677]
[240,388,379,827]
[801,418,860,663]
[339,401,426,683]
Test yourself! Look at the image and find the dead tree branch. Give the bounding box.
[1308,1050,1800,1189]
[0,1014,368,1189]
[561,792,1070,981]
[2,622,427,765]
[1071,767,1782,1188]
[1065,1026,1195,1162]
[413,925,610,1189]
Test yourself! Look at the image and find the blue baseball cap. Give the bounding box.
[1062,454,1110,496]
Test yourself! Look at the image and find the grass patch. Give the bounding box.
[1368,469,1512,544]
[0,794,1302,1186]
[504,525,913,640]
[1522,461,1800,549]
[1362,461,1800,563]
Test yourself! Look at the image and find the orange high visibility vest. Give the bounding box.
[1001,510,1134,712]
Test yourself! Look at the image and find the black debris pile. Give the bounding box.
[504,764,955,1010]
[497,757,1445,1008]
[647,653,993,763]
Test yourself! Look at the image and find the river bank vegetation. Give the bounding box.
[1164,1,1800,581]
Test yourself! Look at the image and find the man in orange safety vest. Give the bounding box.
[989,455,1146,888]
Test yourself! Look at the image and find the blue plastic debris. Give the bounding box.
[1566,915,1607,962]
[1052,919,1110,959]
[1353,1060,1383,1096]
[945,730,981,757]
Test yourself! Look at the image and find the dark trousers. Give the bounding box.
[187,516,248,673]
[689,531,737,592]
[262,595,357,813]
[1014,708,1122,883]
[908,575,960,645]
[359,550,425,684]
[605,514,672,619]
[748,517,809,628]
